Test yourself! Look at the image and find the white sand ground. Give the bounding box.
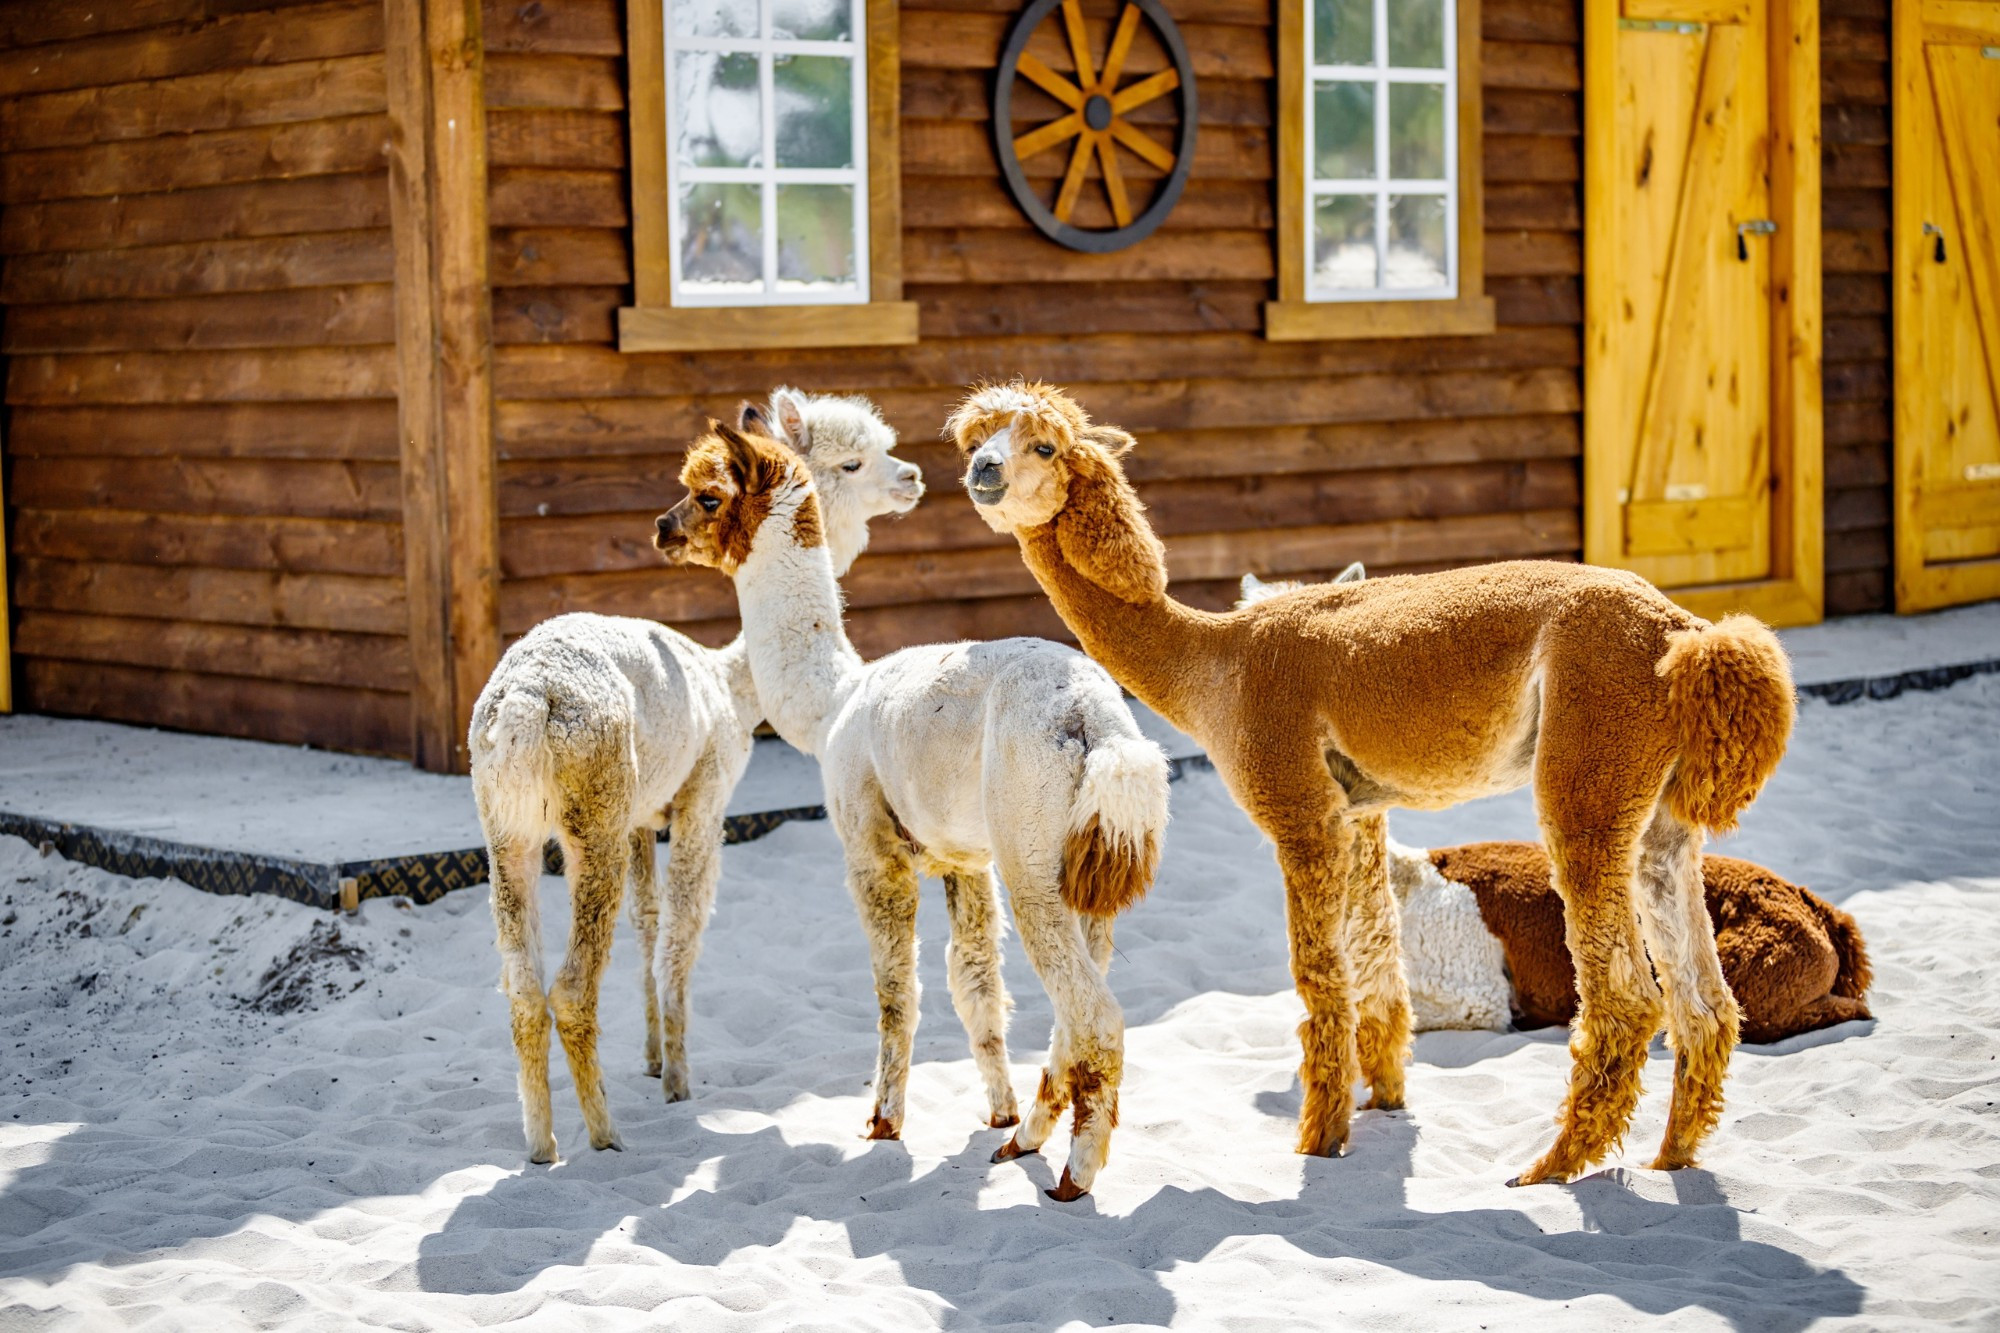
[2,677,1998,1330]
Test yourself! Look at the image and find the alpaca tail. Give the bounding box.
[1808,890,1874,1003]
[470,684,556,839]
[1657,614,1797,835]
[1061,734,1170,918]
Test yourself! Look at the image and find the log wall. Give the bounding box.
[0,0,413,755]
[483,0,1585,657]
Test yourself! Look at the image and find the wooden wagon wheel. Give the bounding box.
[993,0,1198,253]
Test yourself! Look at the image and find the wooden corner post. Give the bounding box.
[385,0,500,773]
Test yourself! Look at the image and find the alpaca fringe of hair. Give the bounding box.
[1658,614,1797,834]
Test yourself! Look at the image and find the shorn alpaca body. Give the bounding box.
[469,389,922,1163]
[658,422,1170,1201]
[948,381,1797,1184]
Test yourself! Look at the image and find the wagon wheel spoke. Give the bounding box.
[1096,133,1134,228]
[1100,4,1143,91]
[1110,67,1179,115]
[1017,51,1084,108]
[1053,130,1099,222]
[1014,111,1084,160]
[1110,118,1175,171]
[1060,0,1098,89]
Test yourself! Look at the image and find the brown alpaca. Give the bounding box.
[1430,843,1872,1044]
[946,381,1798,1183]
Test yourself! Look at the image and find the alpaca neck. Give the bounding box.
[821,506,871,578]
[734,517,863,756]
[713,634,761,728]
[1019,522,1228,743]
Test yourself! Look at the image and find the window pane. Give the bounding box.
[672,0,757,39]
[776,184,857,289]
[772,0,852,40]
[1312,194,1376,289]
[1386,194,1447,288]
[1387,0,1445,68]
[680,181,763,290]
[1388,82,1445,179]
[674,52,761,168]
[1313,0,1372,65]
[774,55,854,168]
[1313,81,1374,180]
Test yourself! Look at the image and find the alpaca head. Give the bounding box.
[654,421,821,575]
[1235,562,1365,609]
[946,380,1165,603]
[742,387,923,573]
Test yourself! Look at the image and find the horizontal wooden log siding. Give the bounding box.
[0,1,412,754]
[1821,0,1891,614]
[485,0,1586,656]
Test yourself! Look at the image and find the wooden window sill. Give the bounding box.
[618,302,919,353]
[1263,295,1497,341]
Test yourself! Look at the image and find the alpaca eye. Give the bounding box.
[1035,444,1055,459]
[698,496,720,513]
[841,460,863,473]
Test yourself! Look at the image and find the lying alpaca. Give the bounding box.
[657,421,1171,1201]
[950,380,1797,1183]
[1417,842,1872,1044]
[469,388,922,1163]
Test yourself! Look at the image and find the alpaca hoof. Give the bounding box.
[528,1144,558,1166]
[1045,1168,1088,1202]
[645,1061,664,1079]
[1295,1128,1348,1158]
[591,1133,624,1153]
[662,1067,690,1103]
[991,1137,1036,1164]
[1509,1163,1565,1187]
[864,1114,901,1141]
[1649,1153,1697,1172]
[989,1112,1020,1130]
[1364,1093,1405,1112]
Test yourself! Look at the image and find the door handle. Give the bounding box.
[1924,222,1946,263]
[1736,219,1777,261]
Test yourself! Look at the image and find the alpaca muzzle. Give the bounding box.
[654,510,691,561]
[966,453,1008,507]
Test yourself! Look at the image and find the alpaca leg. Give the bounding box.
[943,868,1020,1129]
[849,846,922,1140]
[1083,912,1115,977]
[1515,831,1662,1185]
[489,832,557,1163]
[1344,813,1412,1112]
[549,822,627,1152]
[998,879,1125,1200]
[657,780,726,1104]
[628,827,663,1079]
[1630,806,1740,1170]
[1276,827,1360,1157]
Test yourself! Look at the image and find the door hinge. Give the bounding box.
[1736,218,1777,260]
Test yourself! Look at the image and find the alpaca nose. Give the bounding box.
[971,457,1002,485]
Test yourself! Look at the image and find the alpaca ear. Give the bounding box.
[771,386,809,450]
[1055,442,1166,604]
[1081,424,1137,458]
[1335,561,1366,584]
[737,399,768,434]
[715,421,764,487]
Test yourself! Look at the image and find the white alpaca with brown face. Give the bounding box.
[467,390,921,1165]
[659,420,1171,1202]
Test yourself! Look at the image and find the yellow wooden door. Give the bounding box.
[1584,0,1823,627]
[1894,0,2000,611]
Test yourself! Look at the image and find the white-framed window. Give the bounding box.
[664,0,869,306]
[1303,0,1457,302]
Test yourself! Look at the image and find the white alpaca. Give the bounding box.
[658,421,1171,1201]
[469,388,923,1164]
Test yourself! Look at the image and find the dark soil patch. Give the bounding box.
[242,920,369,1015]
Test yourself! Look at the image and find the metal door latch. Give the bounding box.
[1924,222,1947,263]
[1736,219,1777,261]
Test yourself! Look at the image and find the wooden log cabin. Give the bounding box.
[0,0,1993,772]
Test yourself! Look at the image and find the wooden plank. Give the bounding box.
[13,611,412,691]
[0,2,386,98]
[9,508,402,577]
[0,54,386,151]
[1484,0,1581,42]
[387,0,501,773]
[1490,274,1583,325]
[1823,186,1890,232]
[1825,314,1891,362]
[907,118,1268,179]
[1,230,394,302]
[1483,39,1581,91]
[1484,88,1581,136]
[485,53,623,110]
[1486,181,1582,229]
[1825,14,1892,57]
[7,347,399,404]
[486,107,624,168]
[909,280,1266,336]
[618,303,921,353]
[2,284,396,353]
[490,167,627,226]
[1484,133,1581,182]
[5,401,401,460]
[1823,101,1890,147]
[904,228,1272,282]
[1,413,9,712]
[903,68,1270,126]
[625,0,670,307]
[1621,0,1751,22]
[0,0,338,51]
[8,457,402,520]
[15,658,409,758]
[1823,228,1890,273]
[483,0,621,54]
[490,226,630,286]
[1823,143,1890,188]
[491,286,621,344]
[1486,230,1581,275]
[901,11,1273,77]
[1624,496,1759,556]
[11,557,406,634]
[902,176,1272,230]
[1826,271,1891,315]
[1,113,389,205]
[866,0,905,304]
[894,0,1269,23]
[1823,58,1889,106]
[0,173,390,255]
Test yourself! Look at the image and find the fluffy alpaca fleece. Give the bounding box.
[1384,839,1514,1032]
[658,421,1171,1201]
[1427,842,1873,1044]
[949,380,1798,1183]
[468,389,922,1163]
